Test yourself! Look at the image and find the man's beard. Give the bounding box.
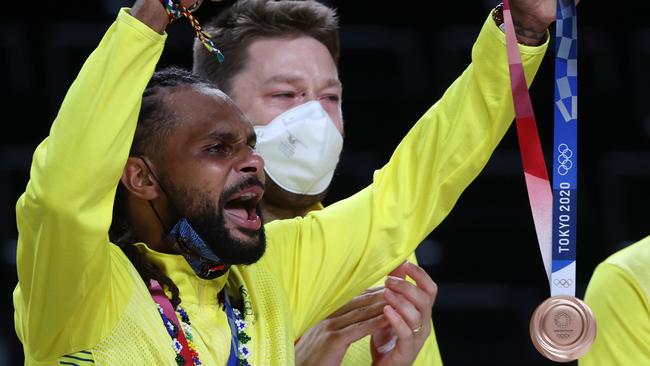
[165,177,266,265]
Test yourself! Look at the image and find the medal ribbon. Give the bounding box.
[150,281,241,365]
[223,288,241,366]
[550,0,578,297]
[150,281,194,365]
[502,0,578,297]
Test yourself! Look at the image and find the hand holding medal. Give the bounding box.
[500,0,596,362]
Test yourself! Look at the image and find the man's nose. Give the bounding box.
[235,147,264,175]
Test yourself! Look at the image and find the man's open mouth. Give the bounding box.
[223,186,263,231]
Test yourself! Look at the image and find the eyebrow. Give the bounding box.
[264,75,342,89]
[204,131,256,145]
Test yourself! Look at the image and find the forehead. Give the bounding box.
[167,86,254,142]
[243,36,339,86]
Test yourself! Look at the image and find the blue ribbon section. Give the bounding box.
[551,0,578,281]
[224,289,241,366]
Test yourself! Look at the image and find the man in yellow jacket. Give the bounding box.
[13,0,551,364]
[580,236,650,365]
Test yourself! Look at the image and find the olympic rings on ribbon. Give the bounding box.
[553,278,574,288]
[557,143,573,176]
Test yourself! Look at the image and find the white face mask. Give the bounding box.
[254,101,343,195]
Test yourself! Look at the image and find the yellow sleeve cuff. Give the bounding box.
[119,7,168,44]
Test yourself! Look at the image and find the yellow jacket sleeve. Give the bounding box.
[581,243,650,365]
[262,15,549,337]
[13,9,165,362]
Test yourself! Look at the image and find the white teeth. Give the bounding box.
[239,192,256,201]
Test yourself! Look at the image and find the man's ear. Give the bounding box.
[121,157,160,200]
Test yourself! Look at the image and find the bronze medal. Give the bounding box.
[529,295,597,362]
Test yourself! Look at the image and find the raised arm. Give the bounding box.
[13,1,171,361]
[263,12,549,337]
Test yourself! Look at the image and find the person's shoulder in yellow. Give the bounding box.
[580,235,650,365]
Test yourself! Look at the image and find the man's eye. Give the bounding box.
[323,94,340,102]
[272,92,296,99]
[208,144,231,154]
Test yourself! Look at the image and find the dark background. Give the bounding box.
[1,0,649,365]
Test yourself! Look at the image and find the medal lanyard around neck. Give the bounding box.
[223,288,242,366]
[150,281,241,366]
[502,0,578,297]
